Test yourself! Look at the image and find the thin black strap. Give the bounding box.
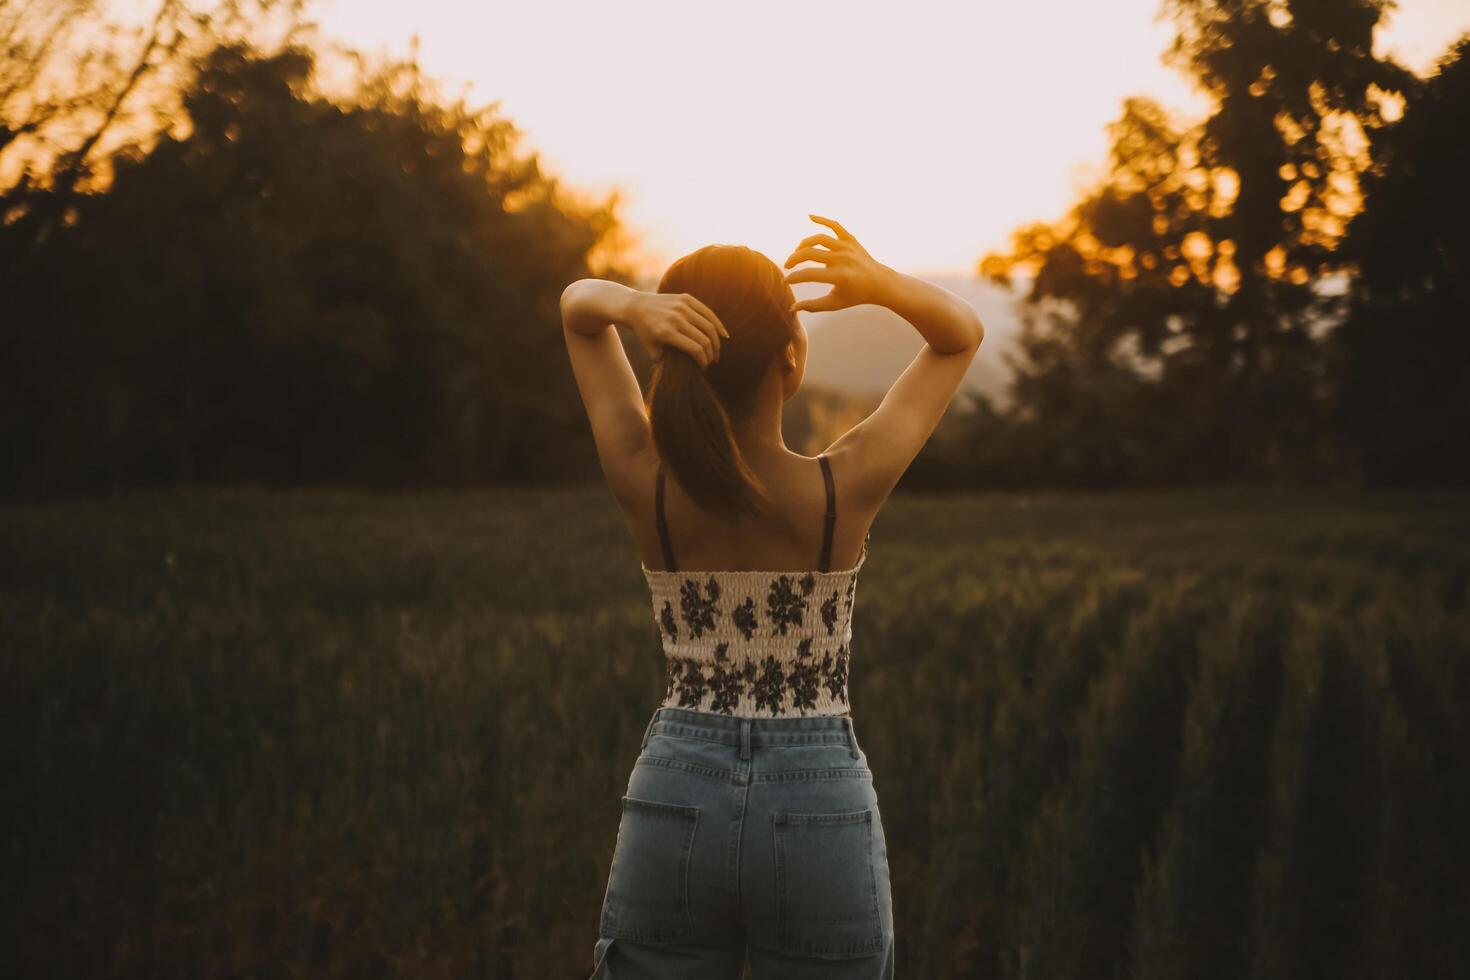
[655,463,677,572]
[818,453,837,573]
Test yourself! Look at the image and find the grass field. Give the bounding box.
[3,487,1468,978]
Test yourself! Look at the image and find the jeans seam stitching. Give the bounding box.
[635,754,737,784]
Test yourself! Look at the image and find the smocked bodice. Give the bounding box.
[641,532,868,718]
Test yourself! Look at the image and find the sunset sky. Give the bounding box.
[315,0,1470,276]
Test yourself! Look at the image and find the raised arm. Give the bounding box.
[559,277,726,504]
[783,215,984,512]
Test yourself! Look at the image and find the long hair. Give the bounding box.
[646,244,799,523]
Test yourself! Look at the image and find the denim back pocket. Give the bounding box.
[772,806,885,959]
[599,795,700,944]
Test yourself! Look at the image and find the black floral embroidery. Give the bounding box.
[675,661,708,708]
[708,658,744,714]
[680,576,723,638]
[733,597,758,640]
[786,657,821,711]
[663,643,850,715]
[820,593,839,635]
[821,642,850,703]
[767,576,809,635]
[653,562,860,715]
[752,655,788,715]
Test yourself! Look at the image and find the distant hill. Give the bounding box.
[794,271,1023,408]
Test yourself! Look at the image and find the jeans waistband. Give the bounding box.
[640,706,861,760]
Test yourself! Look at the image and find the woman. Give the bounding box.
[561,215,984,977]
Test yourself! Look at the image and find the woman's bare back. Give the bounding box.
[626,448,875,574]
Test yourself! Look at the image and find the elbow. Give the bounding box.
[964,310,987,352]
[559,279,587,318]
[946,297,984,353]
[954,308,985,355]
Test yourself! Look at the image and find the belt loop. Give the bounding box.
[739,718,752,762]
[639,709,660,752]
[845,717,860,760]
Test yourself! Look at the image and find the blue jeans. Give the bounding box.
[589,706,896,978]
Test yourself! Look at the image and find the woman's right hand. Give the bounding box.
[782,214,899,313]
[625,289,728,369]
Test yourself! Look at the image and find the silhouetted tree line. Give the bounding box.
[2,2,626,496]
[4,1,1466,496]
[911,0,1469,491]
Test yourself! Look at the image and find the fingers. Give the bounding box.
[808,214,854,243]
[792,290,844,314]
[784,234,842,266]
[679,296,727,357]
[675,318,716,365]
[783,266,837,286]
[784,245,841,268]
[664,328,710,367]
[685,313,722,363]
[659,323,706,365]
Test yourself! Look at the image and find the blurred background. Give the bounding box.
[1,0,1467,976]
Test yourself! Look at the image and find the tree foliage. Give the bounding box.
[1,29,628,494]
[1333,35,1470,486]
[966,0,1452,487]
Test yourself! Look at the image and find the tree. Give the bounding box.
[1333,36,1470,486]
[978,0,1412,485]
[0,37,629,494]
[1,1,303,246]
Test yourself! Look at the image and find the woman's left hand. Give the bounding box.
[782,214,898,313]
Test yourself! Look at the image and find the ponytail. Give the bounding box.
[646,347,770,524]
[647,243,798,523]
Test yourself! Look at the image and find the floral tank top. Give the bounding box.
[641,453,869,718]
